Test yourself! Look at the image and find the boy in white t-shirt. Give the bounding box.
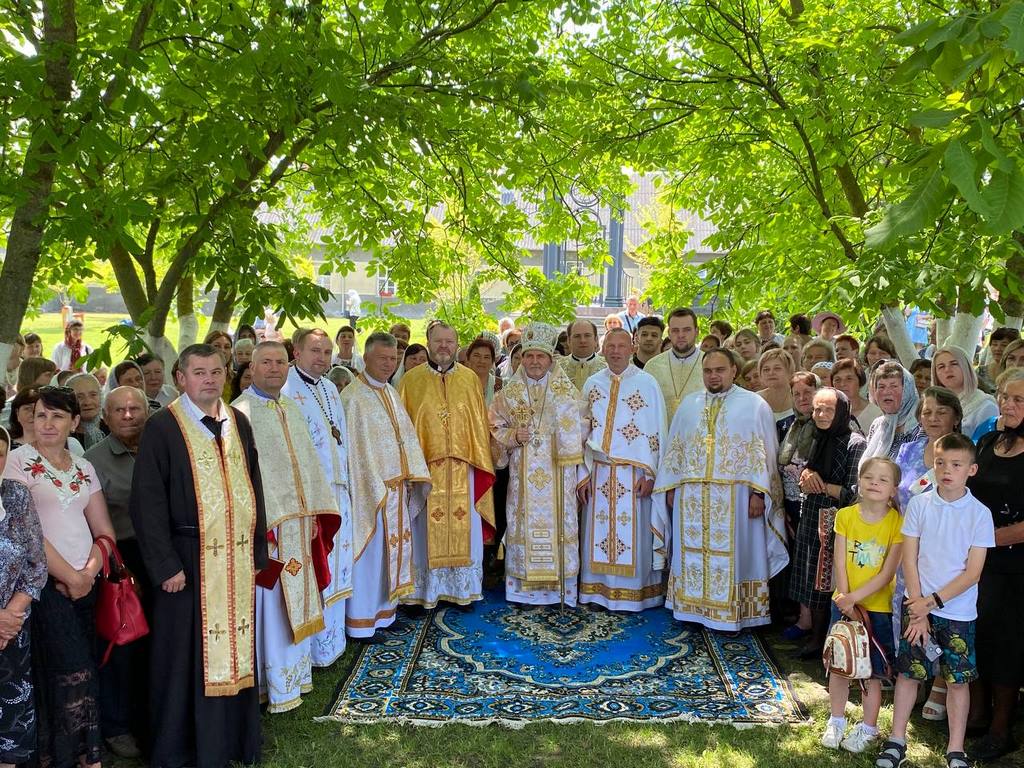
[875,433,995,768]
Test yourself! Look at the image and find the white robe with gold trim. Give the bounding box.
[281,366,352,666]
[580,365,667,611]
[490,367,583,606]
[653,386,788,630]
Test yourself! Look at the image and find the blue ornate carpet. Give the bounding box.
[321,592,805,727]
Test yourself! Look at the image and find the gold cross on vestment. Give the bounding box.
[235,533,250,549]
[196,452,216,471]
[206,539,224,557]
[292,393,307,405]
[237,617,251,635]
[208,623,226,642]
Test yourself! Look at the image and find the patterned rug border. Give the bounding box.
[317,603,810,729]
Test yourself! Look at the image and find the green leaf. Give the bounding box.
[979,166,1024,234]
[1002,2,1024,62]
[865,168,949,250]
[944,139,986,213]
[909,108,961,128]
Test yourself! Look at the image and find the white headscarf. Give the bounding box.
[931,345,994,428]
[861,364,919,467]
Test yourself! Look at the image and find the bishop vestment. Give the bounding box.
[281,365,353,666]
[341,372,431,636]
[232,388,341,713]
[653,386,788,631]
[399,361,495,607]
[580,365,668,611]
[490,366,583,606]
[643,348,704,418]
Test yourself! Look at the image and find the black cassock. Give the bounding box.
[130,406,268,768]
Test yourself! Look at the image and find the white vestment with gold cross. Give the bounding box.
[490,366,584,606]
[653,386,789,631]
[281,366,353,666]
[579,365,668,611]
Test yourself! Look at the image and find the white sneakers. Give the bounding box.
[821,721,878,753]
[841,723,879,753]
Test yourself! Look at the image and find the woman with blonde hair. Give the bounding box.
[757,348,796,442]
[931,345,998,438]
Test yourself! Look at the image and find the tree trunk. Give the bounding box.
[880,305,918,368]
[0,0,77,349]
[947,312,986,356]
[1002,248,1024,330]
[209,287,236,335]
[176,275,198,353]
[144,334,179,376]
[935,317,952,348]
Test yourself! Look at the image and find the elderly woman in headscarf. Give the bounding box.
[776,372,819,639]
[861,361,923,467]
[104,360,160,412]
[788,387,866,659]
[931,345,998,439]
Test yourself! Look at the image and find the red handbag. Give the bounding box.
[94,534,149,666]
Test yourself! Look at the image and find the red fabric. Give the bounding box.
[94,535,150,666]
[473,467,497,546]
[64,326,83,368]
[311,513,342,591]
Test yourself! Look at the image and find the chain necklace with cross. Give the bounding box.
[303,378,342,445]
[524,374,552,448]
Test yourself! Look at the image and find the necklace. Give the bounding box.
[669,348,699,405]
[524,375,551,448]
[300,374,342,445]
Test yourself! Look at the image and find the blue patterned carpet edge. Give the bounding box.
[319,591,808,729]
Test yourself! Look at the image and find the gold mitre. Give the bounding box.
[520,321,558,357]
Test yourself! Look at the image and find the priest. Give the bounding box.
[644,308,704,418]
[130,343,267,768]
[399,320,496,607]
[280,328,352,667]
[579,328,667,611]
[490,322,583,606]
[559,319,607,391]
[340,331,430,637]
[232,341,341,713]
[653,348,788,631]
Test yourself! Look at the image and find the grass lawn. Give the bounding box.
[21,313,431,359]
[252,625,964,768]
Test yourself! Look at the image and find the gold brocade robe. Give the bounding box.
[398,362,495,568]
[489,366,583,588]
[341,374,430,600]
[232,392,340,642]
[643,349,704,418]
[559,354,607,392]
[167,399,258,696]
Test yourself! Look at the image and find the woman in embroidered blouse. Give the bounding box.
[2,386,115,768]
[0,425,48,767]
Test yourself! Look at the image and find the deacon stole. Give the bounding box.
[168,400,257,696]
[399,364,495,568]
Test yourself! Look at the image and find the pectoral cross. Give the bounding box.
[330,424,342,445]
[206,538,224,557]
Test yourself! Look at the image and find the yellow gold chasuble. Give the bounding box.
[399,363,495,568]
[168,400,258,697]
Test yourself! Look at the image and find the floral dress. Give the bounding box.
[3,444,104,768]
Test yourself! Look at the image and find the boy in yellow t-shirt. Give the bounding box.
[820,457,905,754]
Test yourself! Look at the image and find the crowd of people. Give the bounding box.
[1,303,1023,768]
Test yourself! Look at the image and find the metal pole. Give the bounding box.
[605,211,625,308]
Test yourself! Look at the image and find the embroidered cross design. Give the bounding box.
[284,558,302,576]
[235,533,250,549]
[453,506,467,521]
[598,477,627,501]
[293,393,307,405]
[587,388,605,405]
[196,453,216,471]
[528,467,552,488]
[208,623,227,642]
[625,391,648,413]
[647,435,660,453]
[618,421,642,444]
[206,539,224,557]
[237,617,251,635]
[597,535,628,558]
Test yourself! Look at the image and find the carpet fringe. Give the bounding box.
[312,711,798,730]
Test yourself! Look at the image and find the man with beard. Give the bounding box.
[280,328,353,667]
[559,319,607,391]
[490,323,583,606]
[233,341,341,713]
[399,320,496,607]
[653,349,788,631]
[632,316,664,370]
[579,329,667,611]
[341,332,430,636]
[644,308,705,418]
